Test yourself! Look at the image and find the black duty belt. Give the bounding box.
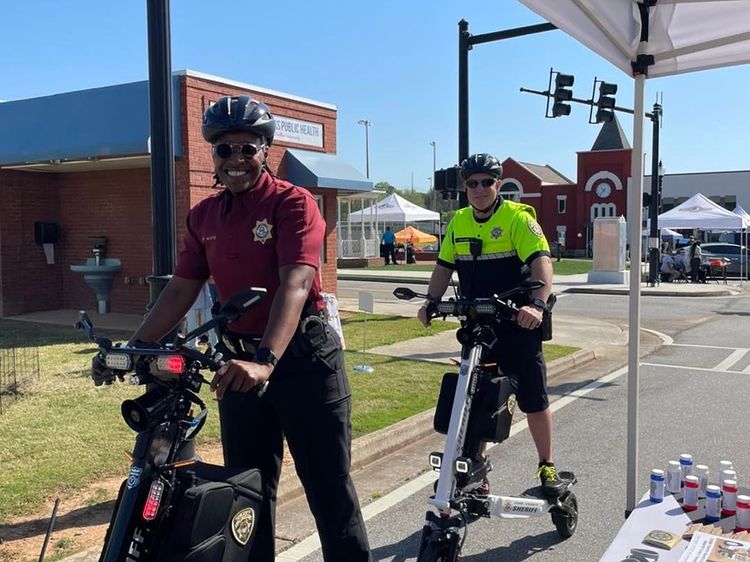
[222,334,261,356]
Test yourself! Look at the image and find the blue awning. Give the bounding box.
[282,148,373,192]
[0,78,182,166]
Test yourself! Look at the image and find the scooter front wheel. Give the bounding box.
[417,530,460,562]
[551,491,578,539]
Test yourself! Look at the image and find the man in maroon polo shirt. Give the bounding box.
[119,96,371,561]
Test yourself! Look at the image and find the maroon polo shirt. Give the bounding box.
[174,171,325,336]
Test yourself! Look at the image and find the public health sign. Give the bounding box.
[274,116,324,148]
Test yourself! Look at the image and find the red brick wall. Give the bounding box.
[0,75,344,317]
[0,171,63,316]
[58,168,153,313]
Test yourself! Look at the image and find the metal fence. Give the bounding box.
[0,342,40,415]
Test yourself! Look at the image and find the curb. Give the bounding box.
[338,272,432,285]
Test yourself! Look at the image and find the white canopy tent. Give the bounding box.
[348,193,440,223]
[518,0,750,513]
[658,193,748,230]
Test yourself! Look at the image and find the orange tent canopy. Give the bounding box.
[395,226,437,245]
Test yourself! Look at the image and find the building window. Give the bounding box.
[500,183,521,202]
[590,203,616,221]
[499,179,523,202]
[557,196,567,214]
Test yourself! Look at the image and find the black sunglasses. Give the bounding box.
[465,178,496,189]
[213,142,263,159]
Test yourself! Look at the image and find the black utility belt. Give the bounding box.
[223,310,330,360]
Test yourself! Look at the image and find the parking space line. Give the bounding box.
[714,348,750,371]
[669,343,749,351]
[641,361,747,375]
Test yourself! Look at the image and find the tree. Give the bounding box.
[374,181,396,194]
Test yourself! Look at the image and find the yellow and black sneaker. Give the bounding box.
[536,461,565,497]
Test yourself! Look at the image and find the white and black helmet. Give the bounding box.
[460,153,503,180]
[202,95,276,146]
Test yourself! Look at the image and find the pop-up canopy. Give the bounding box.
[348,193,439,223]
[395,226,438,246]
[658,193,748,230]
[518,0,750,513]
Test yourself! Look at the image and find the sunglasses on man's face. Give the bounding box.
[213,142,263,159]
[465,178,496,189]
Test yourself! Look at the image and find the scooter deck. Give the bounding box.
[520,471,577,501]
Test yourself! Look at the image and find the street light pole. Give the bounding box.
[357,119,371,178]
[429,141,437,209]
[648,103,662,286]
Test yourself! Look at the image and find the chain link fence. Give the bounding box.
[0,342,40,415]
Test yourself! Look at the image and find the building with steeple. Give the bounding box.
[497,115,633,254]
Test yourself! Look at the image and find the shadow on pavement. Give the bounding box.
[458,529,564,560]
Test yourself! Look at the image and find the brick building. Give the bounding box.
[499,115,633,254]
[0,71,371,316]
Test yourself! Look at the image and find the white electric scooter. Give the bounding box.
[394,280,578,561]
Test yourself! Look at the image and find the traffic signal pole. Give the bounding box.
[648,104,662,286]
[457,20,557,207]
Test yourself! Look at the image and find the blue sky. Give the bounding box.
[1,1,747,191]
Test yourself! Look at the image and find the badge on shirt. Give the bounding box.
[527,220,544,237]
[252,219,273,244]
[491,227,503,239]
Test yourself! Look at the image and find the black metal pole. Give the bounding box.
[458,19,470,208]
[648,103,661,286]
[146,0,176,306]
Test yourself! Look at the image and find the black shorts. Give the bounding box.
[486,325,548,414]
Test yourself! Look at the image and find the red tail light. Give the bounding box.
[142,479,165,521]
[156,355,186,374]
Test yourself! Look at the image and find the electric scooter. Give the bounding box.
[393,280,578,561]
[77,287,268,562]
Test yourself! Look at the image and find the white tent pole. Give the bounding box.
[626,73,647,516]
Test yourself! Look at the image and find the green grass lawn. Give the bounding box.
[0,315,578,522]
[357,259,593,276]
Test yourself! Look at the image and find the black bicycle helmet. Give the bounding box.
[460,153,503,180]
[202,95,276,146]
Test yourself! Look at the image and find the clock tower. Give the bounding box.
[576,115,632,254]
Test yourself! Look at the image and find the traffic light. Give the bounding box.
[551,73,574,117]
[595,81,618,122]
[642,192,652,208]
[434,166,462,193]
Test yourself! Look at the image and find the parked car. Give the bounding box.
[699,243,750,277]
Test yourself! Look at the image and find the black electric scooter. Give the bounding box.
[77,287,268,562]
[394,280,578,561]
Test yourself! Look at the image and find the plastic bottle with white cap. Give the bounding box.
[722,479,738,518]
[694,464,709,497]
[705,485,722,523]
[666,461,682,494]
[736,495,750,532]
[683,475,700,512]
[679,454,693,488]
[649,469,665,503]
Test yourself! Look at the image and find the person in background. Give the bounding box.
[382,225,397,265]
[660,249,680,282]
[689,238,703,283]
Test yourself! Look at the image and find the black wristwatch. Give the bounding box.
[529,297,548,312]
[254,347,278,368]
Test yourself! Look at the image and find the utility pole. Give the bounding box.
[648,103,662,286]
[357,119,371,178]
[458,19,557,207]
